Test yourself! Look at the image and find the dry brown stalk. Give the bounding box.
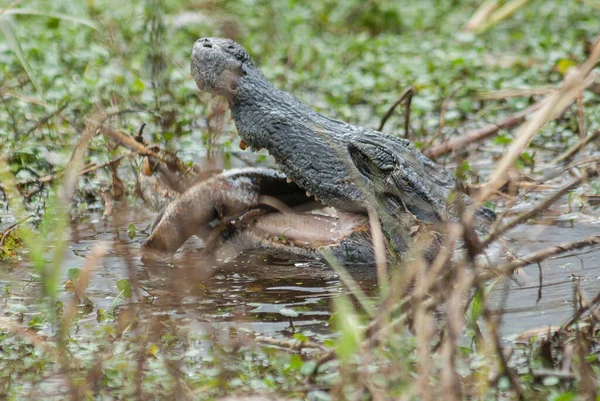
[559,288,600,333]
[368,207,389,294]
[422,88,459,149]
[573,285,598,399]
[440,260,466,401]
[254,335,330,353]
[424,102,541,159]
[576,286,600,327]
[61,243,108,332]
[0,317,56,356]
[481,162,599,248]
[477,38,600,202]
[414,257,435,401]
[551,129,600,165]
[466,181,556,192]
[477,86,554,100]
[103,127,163,159]
[426,62,598,161]
[25,102,69,136]
[482,234,600,281]
[463,0,498,31]
[377,85,414,134]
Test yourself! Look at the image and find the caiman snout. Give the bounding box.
[198,38,213,48]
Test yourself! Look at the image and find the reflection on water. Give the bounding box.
[0,198,598,339]
[489,220,600,335]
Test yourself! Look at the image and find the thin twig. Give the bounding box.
[424,102,541,159]
[551,129,600,165]
[25,102,69,136]
[378,86,414,133]
[481,163,599,248]
[482,234,600,281]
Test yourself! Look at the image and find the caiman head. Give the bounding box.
[190,37,494,227]
[191,37,254,99]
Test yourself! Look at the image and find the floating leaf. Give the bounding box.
[147,344,159,358]
[542,376,560,386]
[555,59,577,75]
[28,315,45,331]
[127,223,136,239]
[116,279,132,298]
[279,307,299,317]
[67,267,81,281]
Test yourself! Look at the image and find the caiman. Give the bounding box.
[138,37,494,265]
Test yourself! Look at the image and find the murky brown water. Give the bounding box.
[1,158,599,340]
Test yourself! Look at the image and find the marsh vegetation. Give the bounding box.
[0,1,599,400]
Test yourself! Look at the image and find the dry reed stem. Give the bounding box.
[378,85,414,133]
[463,0,498,31]
[61,242,109,332]
[573,285,598,399]
[0,317,56,356]
[482,234,600,281]
[413,256,435,401]
[368,207,389,295]
[477,38,600,202]
[551,129,600,165]
[103,127,163,159]
[560,288,600,333]
[481,162,599,247]
[440,260,466,401]
[424,102,541,159]
[467,0,530,34]
[253,335,330,353]
[323,252,375,317]
[477,86,554,100]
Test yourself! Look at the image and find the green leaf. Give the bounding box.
[555,59,576,75]
[333,294,363,363]
[542,376,559,386]
[28,315,45,331]
[551,392,575,401]
[293,333,309,342]
[129,77,145,94]
[288,354,303,370]
[67,268,81,281]
[116,279,133,298]
[300,360,317,376]
[10,304,28,314]
[493,134,513,145]
[467,288,483,328]
[0,18,44,100]
[279,307,299,317]
[127,223,136,240]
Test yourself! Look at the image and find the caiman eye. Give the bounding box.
[348,143,395,182]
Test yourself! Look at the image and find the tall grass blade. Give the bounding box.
[4,8,97,30]
[0,18,44,100]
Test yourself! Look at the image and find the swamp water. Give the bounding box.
[1,157,599,342]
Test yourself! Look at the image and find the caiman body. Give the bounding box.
[138,38,494,265]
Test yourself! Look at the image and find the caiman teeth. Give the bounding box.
[286,177,292,183]
[314,195,320,201]
[306,191,312,197]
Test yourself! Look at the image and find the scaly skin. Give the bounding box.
[191,37,491,224]
[139,38,494,264]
